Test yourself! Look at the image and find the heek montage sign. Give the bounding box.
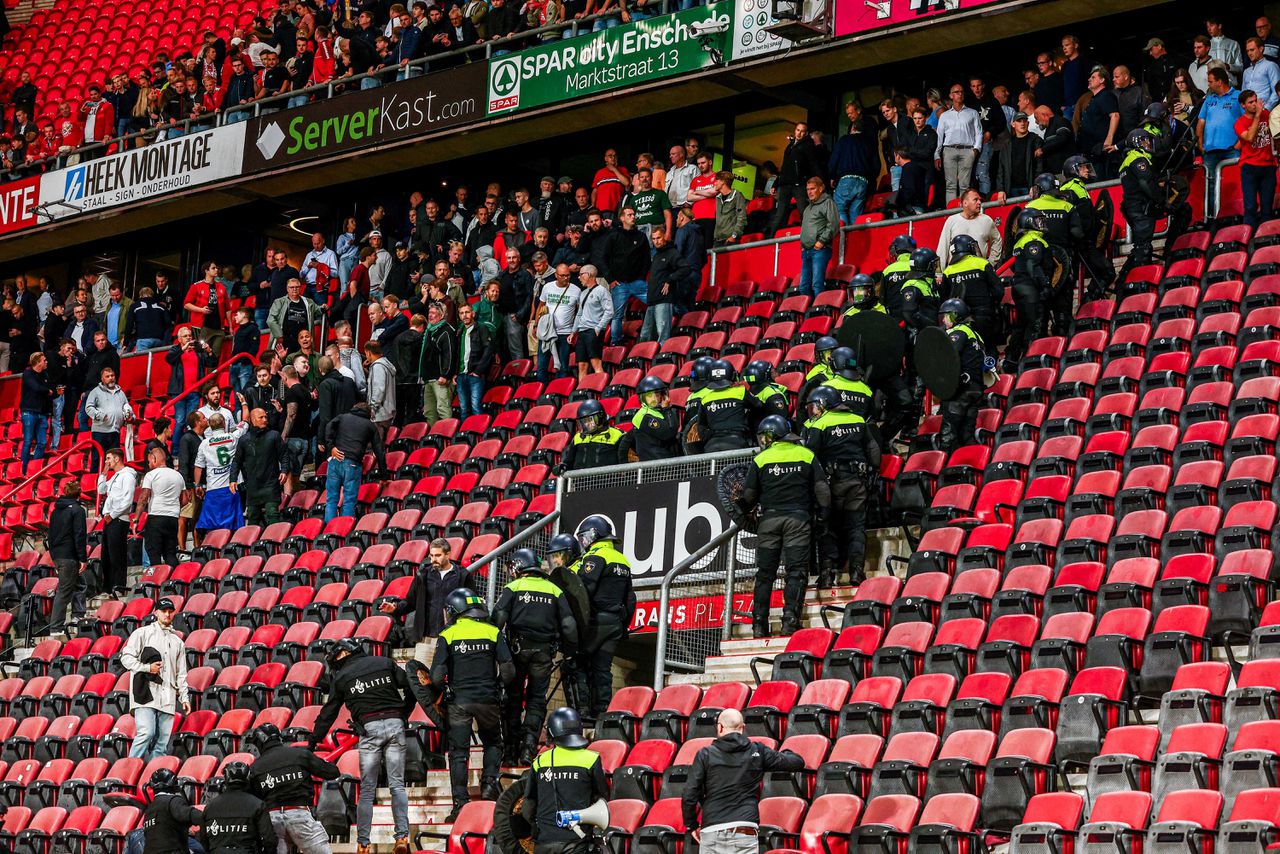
[242,62,487,173]
[486,2,732,116]
[37,125,245,220]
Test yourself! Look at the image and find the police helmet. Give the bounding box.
[756,415,791,448]
[1125,127,1155,153]
[250,723,283,752]
[689,355,715,383]
[814,336,839,364]
[326,636,363,666]
[949,235,979,261]
[548,532,582,565]
[849,273,875,307]
[1143,102,1168,124]
[1016,209,1046,233]
[831,347,859,379]
[889,234,917,257]
[511,547,545,576]
[575,514,615,549]
[1062,155,1092,180]
[1031,172,1059,198]
[445,588,488,620]
[575,398,607,435]
[149,767,182,795]
[636,375,668,401]
[707,359,734,390]
[222,761,252,790]
[806,385,839,418]
[939,298,970,325]
[547,707,589,748]
[743,360,773,390]
[909,247,938,275]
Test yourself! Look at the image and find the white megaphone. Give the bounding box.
[556,799,611,838]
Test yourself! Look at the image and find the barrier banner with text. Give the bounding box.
[834,0,1006,37]
[0,176,40,236]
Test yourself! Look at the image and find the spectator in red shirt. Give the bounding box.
[687,151,718,249]
[183,261,232,357]
[591,148,630,219]
[78,85,116,158]
[1236,89,1277,228]
[54,103,83,157]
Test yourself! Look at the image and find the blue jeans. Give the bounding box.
[593,15,621,30]
[230,363,253,395]
[974,139,994,196]
[833,174,869,225]
[172,393,199,452]
[1240,163,1274,228]
[130,707,175,761]
[457,373,484,420]
[133,337,162,352]
[288,94,309,108]
[325,457,362,521]
[536,335,572,382]
[610,280,649,341]
[50,395,65,450]
[360,76,381,90]
[1202,150,1233,218]
[640,303,673,343]
[20,411,47,471]
[799,246,833,299]
[255,306,269,330]
[225,109,251,124]
[890,164,902,191]
[358,719,409,845]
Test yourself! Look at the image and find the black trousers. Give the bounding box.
[874,373,913,446]
[940,388,983,452]
[576,615,625,719]
[446,700,502,805]
[505,646,555,745]
[244,493,282,526]
[753,514,811,627]
[143,515,180,569]
[1118,203,1156,288]
[1009,279,1044,362]
[823,476,869,582]
[47,558,86,631]
[101,517,130,593]
[768,184,807,235]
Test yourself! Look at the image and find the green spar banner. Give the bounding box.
[486,3,731,116]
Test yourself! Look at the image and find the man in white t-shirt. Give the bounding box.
[194,413,246,533]
[137,446,186,568]
[535,264,581,383]
[196,383,237,429]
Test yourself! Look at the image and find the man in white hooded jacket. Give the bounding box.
[120,597,191,760]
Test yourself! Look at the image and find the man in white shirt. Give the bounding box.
[665,143,699,209]
[137,446,186,569]
[119,597,190,760]
[1206,16,1244,85]
[535,264,581,383]
[366,231,393,300]
[196,383,237,429]
[937,189,1004,267]
[934,83,985,203]
[301,232,341,300]
[96,447,136,597]
[194,412,246,533]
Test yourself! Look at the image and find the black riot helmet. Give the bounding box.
[445,588,489,621]
[326,636,363,666]
[575,514,615,549]
[1143,102,1168,124]
[849,273,875,307]
[909,247,938,275]
[547,707,589,748]
[511,547,546,576]
[575,399,607,435]
[831,347,859,379]
[707,359,735,390]
[689,356,715,391]
[250,723,283,752]
[939,298,970,327]
[806,385,839,419]
[1031,172,1059,198]
[948,235,979,261]
[222,761,252,790]
[1062,155,1092,180]
[1126,127,1155,153]
[756,415,791,448]
[637,375,668,407]
[149,768,182,795]
[889,234,916,258]
[548,532,582,567]
[1017,209,1047,233]
[814,336,839,365]
[743,360,774,391]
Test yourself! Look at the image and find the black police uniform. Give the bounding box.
[1024,192,1074,252]
[940,255,1005,349]
[797,361,835,417]
[1117,147,1162,287]
[1009,229,1054,362]
[430,615,514,806]
[940,322,987,451]
[312,652,416,745]
[577,538,637,718]
[693,385,754,451]
[1060,177,1116,295]
[248,739,339,854]
[879,252,913,318]
[821,373,873,420]
[841,301,913,445]
[521,744,609,854]
[143,791,202,854]
[493,573,578,758]
[805,409,881,585]
[619,403,681,461]
[748,382,791,429]
[741,438,831,635]
[561,425,624,471]
[199,787,275,854]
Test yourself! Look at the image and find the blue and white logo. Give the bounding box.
[64,167,86,202]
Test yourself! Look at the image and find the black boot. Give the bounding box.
[816,563,838,590]
[481,777,502,801]
[752,608,771,638]
[445,802,467,823]
[518,734,538,766]
[781,609,801,636]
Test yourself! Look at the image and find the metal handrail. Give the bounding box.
[652,521,740,691]
[1,436,105,503]
[478,509,561,605]
[159,351,257,413]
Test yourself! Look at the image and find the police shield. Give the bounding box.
[716,462,757,534]
[837,311,905,384]
[1093,192,1114,250]
[914,326,961,401]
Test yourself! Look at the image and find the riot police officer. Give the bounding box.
[899,247,940,334]
[1060,155,1116,299]
[822,347,873,418]
[431,588,514,820]
[1141,102,1174,169]
[247,722,339,854]
[740,415,830,638]
[521,708,609,854]
[493,548,579,766]
[690,359,753,452]
[1117,127,1163,288]
[1024,173,1074,253]
[804,386,881,588]
[142,768,202,854]
[198,761,274,854]
[744,360,790,428]
[1008,210,1055,364]
[838,277,913,446]
[840,274,887,320]
[682,356,717,453]
[620,376,681,461]
[310,637,415,854]
[940,234,1004,348]
[879,234,917,318]
[798,336,840,412]
[560,399,624,472]
[938,299,987,452]
[575,515,636,719]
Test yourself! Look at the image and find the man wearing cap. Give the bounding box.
[120,598,190,760]
[538,176,570,240]
[1142,38,1179,103]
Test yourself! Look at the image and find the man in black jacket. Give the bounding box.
[417,303,457,425]
[143,768,203,854]
[177,410,208,553]
[123,288,171,352]
[681,709,804,854]
[1034,105,1075,176]
[248,723,339,854]
[322,403,387,521]
[768,119,823,235]
[44,481,88,635]
[315,358,358,455]
[380,537,474,644]
[497,248,533,361]
[602,206,651,343]
[231,408,288,526]
[456,304,491,421]
[639,226,688,344]
[198,761,274,854]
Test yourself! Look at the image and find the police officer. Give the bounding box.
[493,548,579,766]
[940,234,1004,348]
[431,588,514,820]
[559,399,623,472]
[822,347,873,419]
[142,768,202,854]
[797,336,839,411]
[744,360,790,428]
[899,247,940,334]
[521,708,609,854]
[1141,102,1173,169]
[1117,127,1163,288]
[1024,173,1074,253]
[690,360,753,452]
[879,234,917,318]
[1008,210,1055,364]
[310,637,415,854]
[547,532,592,711]
[199,761,275,854]
[575,515,636,719]
[1060,155,1116,299]
[682,356,717,453]
[740,415,830,638]
[938,299,987,452]
[804,386,881,588]
[838,276,913,446]
[247,722,339,854]
[620,376,681,461]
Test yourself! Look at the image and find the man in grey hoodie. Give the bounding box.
[364,338,398,435]
[798,176,839,299]
[84,366,134,466]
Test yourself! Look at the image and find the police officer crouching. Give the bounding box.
[432,588,515,821]
[247,722,340,854]
[199,761,274,854]
[493,548,579,766]
[142,768,202,854]
[559,400,623,473]
[575,515,636,720]
[938,299,987,452]
[522,707,608,854]
[740,416,830,638]
[804,386,880,589]
[691,360,753,452]
[744,360,790,429]
[620,376,681,461]
[310,637,415,854]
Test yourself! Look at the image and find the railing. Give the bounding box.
[159,351,257,414]
[477,509,561,606]
[0,435,104,503]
